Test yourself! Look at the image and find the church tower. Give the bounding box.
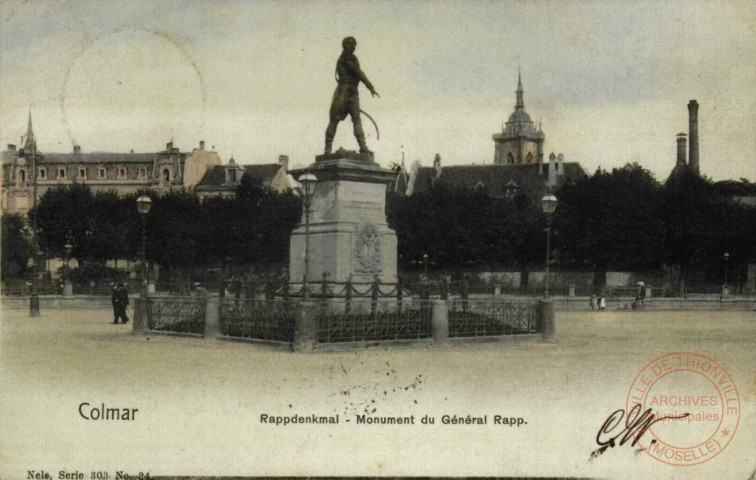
[493,71,544,165]
[22,110,37,153]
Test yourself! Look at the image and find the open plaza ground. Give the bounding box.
[1,306,754,479]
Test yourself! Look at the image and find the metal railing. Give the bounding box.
[219,298,295,342]
[449,299,538,338]
[316,300,431,343]
[145,295,206,335]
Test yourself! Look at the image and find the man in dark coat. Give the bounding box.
[112,283,130,324]
[325,36,379,155]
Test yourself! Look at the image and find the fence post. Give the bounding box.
[204,296,220,339]
[397,278,403,313]
[371,276,379,317]
[345,276,352,315]
[29,281,40,317]
[461,278,469,312]
[537,299,555,342]
[63,279,73,296]
[132,297,146,335]
[431,299,449,346]
[293,302,317,352]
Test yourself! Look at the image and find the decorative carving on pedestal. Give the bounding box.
[354,224,382,274]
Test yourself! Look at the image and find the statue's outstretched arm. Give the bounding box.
[346,57,379,97]
[360,71,379,97]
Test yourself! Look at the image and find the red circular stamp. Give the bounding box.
[625,351,740,466]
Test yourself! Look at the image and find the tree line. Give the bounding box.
[2,163,754,288]
[1,175,301,280]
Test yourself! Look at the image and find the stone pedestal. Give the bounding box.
[289,151,398,286]
[537,299,555,343]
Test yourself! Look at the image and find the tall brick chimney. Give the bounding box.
[676,133,687,166]
[278,155,289,171]
[688,100,699,173]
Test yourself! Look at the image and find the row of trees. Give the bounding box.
[388,164,755,288]
[554,165,755,286]
[3,163,754,288]
[10,175,301,277]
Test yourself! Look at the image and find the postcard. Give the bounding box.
[1,1,754,479]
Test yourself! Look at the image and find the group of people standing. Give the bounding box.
[590,294,607,311]
[589,283,647,311]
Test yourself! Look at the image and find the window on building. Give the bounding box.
[118,167,127,179]
[507,152,515,165]
[163,168,170,182]
[138,167,147,179]
[78,167,86,179]
[19,169,26,183]
[38,168,46,179]
[58,168,66,179]
[229,169,237,182]
[98,167,106,179]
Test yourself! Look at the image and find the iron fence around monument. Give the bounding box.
[145,295,206,335]
[315,300,432,343]
[219,298,296,342]
[449,299,538,338]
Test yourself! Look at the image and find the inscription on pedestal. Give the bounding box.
[340,182,385,220]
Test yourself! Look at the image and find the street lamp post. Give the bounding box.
[298,172,318,302]
[136,196,153,296]
[723,252,730,290]
[63,242,73,296]
[541,193,558,298]
[423,253,429,279]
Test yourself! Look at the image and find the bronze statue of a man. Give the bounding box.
[325,36,379,155]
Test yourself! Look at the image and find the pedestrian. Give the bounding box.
[110,283,118,323]
[599,295,607,311]
[112,283,130,324]
[589,294,597,311]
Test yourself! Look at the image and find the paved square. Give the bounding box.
[1,306,754,479]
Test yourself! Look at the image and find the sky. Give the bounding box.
[1,0,754,182]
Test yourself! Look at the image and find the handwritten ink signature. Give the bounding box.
[590,404,689,460]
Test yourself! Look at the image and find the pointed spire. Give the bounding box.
[23,109,36,152]
[517,67,523,91]
[516,69,524,109]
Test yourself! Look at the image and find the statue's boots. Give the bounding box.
[357,135,372,155]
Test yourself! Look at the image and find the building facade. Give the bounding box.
[398,73,586,201]
[1,114,230,215]
[194,155,295,199]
